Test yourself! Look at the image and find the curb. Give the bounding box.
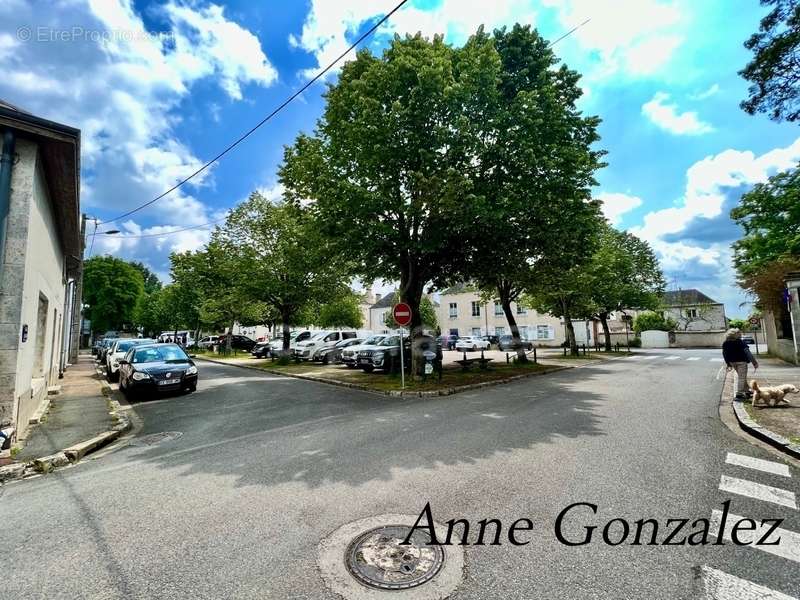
[0,372,132,484]
[725,371,800,461]
[195,356,572,397]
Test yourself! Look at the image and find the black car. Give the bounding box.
[251,341,271,358]
[481,335,500,347]
[437,334,459,350]
[317,338,363,365]
[118,343,198,398]
[216,334,257,351]
[497,335,533,351]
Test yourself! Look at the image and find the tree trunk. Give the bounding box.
[599,312,612,352]
[226,320,234,354]
[399,266,425,377]
[500,291,527,363]
[281,314,291,354]
[562,300,578,356]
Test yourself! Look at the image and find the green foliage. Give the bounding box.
[83,256,145,333]
[740,0,800,122]
[728,318,749,330]
[130,262,162,294]
[382,293,439,330]
[318,291,364,329]
[633,312,677,334]
[628,337,642,348]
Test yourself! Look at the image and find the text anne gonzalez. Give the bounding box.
[404,501,783,547]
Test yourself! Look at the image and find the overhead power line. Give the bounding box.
[99,0,411,225]
[92,215,229,238]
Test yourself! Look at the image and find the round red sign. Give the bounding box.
[392,302,412,327]
[749,317,760,325]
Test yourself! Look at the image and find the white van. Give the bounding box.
[295,330,373,361]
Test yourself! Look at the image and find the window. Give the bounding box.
[472,327,481,336]
[519,326,529,339]
[495,326,505,336]
[686,308,698,318]
[471,301,481,317]
[324,333,339,342]
[536,325,553,340]
[449,328,459,336]
[33,293,49,376]
[343,332,356,339]
[449,302,458,318]
[516,304,527,315]
[494,302,503,316]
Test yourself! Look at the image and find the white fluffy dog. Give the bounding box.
[750,380,800,407]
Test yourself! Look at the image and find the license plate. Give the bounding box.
[158,378,180,386]
[358,358,370,364]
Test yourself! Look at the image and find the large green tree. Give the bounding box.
[83,256,145,334]
[281,34,497,370]
[463,25,606,360]
[589,225,665,350]
[740,0,800,122]
[217,192,351,352]
[317,291,365,329]
[130,262,162,295]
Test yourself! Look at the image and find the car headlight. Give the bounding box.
[186,365,198,375]
[132,372,150,381]
[374,352,384,361]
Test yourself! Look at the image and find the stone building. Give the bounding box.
[0,100,81,441]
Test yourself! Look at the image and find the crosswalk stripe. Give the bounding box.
[699,565,798,599]
[710,509,800,564]
[627,355,643,360]
[726,453,791,478]
[664,355,681,360]
[642,355,659,360]
[687,357,701,361]
[719,475,797,509]
[711,358,724,362]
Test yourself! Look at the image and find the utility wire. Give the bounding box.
[99,0,411,225]
[549,18,590,47]
[95,215,229,238]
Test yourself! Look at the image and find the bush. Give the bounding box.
[628,338,642,348]
[633,311,676,334]
[275,355,291,366]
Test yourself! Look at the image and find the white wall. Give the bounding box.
[641,330,669,348]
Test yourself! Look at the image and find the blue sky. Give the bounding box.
[1,0,797,318]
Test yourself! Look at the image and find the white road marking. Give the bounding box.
[719,475,797,509]
[480,413,506,419]
[726,452,791,478]
[699,565,798,599]
[710,509,800,564]
[664,356,681,360]
[687,357,701,361]
[627,355,643,360]
[642,355,660,360]
[711,358,724,362]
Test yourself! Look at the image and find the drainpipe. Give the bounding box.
[0,128,16,273]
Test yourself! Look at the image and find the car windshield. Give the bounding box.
[309,332,329,340]
[379,337,399,346]
[363,336,383,345]
[117,339,154,352]
[132,345,190,364]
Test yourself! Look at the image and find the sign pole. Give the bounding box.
[399,327,405,390]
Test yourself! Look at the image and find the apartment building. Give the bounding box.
[436,284,566,346]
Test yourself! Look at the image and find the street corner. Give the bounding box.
[317,514,465,600]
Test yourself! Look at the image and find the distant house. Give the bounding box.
[369,292,399,334]
[0,100,81,441]
[660,289,727,331]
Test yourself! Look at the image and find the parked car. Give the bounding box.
[742,334,755,345]
[98,338,118,363]
[197,335,219,349]
[455,336,490,352]
[106,338,155,382]
[294,330,360,361]
[437,334,459,350]
[269,330,312,355]
[216,334,256,351]
[341,335,387,368]
[157,330,195,346]
[481,334,500,347]
[251,340,272,358]
[118,343,198,398]
[497,335,533,351]
[316,338,364,365]
[357,335,407,373]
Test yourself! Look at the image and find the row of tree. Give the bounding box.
[85,25,666,364]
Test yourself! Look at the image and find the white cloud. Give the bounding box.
[597,192,642,225]
[691,83,720,100]
[1,0,279,276]
[291,0,535,78]
[642,92,714,135]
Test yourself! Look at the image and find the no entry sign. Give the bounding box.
[393,302,412,327]
[749,317,759,325]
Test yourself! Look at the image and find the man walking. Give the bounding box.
[722,328,758,399]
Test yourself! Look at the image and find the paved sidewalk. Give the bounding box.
[747,357,800,444]
[14,354,114,462]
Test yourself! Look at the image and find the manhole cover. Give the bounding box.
[345,525,445,590]
[130,431,183,446]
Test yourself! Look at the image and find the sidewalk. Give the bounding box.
[13,354,115,462]
[747,357,800,444]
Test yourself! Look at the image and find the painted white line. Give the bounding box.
[711,358,724,362]
[664,356,681,360]
[710,509,800,564]
[626,355,643,360]
[687,357,701,361]
[719,475,797,509]
[642,355,660,360]
[726,452,792,478]
[699,565,798,600]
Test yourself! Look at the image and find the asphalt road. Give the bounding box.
[3,349,799,599]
